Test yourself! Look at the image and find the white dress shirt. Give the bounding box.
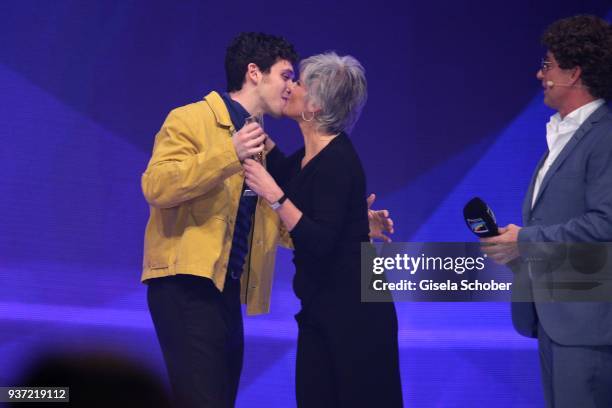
[531,99,606,208]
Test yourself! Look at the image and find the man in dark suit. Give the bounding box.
[482,15,612,408]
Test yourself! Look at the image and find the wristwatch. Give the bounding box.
[270,194,288,210]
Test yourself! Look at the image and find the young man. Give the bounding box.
[482,15,612,408]
[142,33,298,407]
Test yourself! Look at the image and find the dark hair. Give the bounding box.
[225,32,298,92]
[542,15,612,100]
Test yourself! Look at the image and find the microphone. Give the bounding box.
[463,197,499,238]
[463,197,523,270]
[546,80,584,88]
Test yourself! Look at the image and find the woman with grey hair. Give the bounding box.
[243,52,403,407]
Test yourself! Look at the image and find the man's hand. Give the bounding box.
[367,193,394,243]
[233,123,266,162]
[264,134,276,152]
[480,224,522,265]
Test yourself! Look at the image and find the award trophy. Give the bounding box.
[243,114,264,196]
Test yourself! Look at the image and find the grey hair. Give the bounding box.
[300,52,367,134]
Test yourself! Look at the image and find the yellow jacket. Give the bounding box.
[141,91,288,315]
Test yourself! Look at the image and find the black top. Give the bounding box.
[267,133,369,302]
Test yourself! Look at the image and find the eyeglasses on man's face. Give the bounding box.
[540,58,554,73]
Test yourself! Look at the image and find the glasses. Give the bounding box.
[540,58,554,73]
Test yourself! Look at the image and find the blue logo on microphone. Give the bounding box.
[467,218,489,234]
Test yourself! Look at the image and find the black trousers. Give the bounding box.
[147,274,243,408]
[295,290,403,408]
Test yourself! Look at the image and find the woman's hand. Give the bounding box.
[243,159,284,204]
[367,193,394,243]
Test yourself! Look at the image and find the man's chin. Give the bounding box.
[268,105,285,118]
[542,96,554,110]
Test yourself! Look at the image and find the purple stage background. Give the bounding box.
[1,1,611,406]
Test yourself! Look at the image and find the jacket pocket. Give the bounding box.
[175,210,229,268]
[189,183,230,225]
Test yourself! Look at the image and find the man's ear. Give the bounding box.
[246,63,261,85]
[570,65,582,85]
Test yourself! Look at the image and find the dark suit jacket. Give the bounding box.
[512,103,612,346]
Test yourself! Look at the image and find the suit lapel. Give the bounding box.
[523,152,547,223]
[530,104,609,212]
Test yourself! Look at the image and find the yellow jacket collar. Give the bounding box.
[203,91,234,131]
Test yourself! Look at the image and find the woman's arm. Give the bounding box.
[243,157,352,259]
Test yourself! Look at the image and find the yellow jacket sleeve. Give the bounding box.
[142,107,242,208]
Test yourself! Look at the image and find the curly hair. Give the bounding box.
[542,15,612,100]
[225,32,298,92]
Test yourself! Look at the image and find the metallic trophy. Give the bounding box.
[244,114,264,163]
[243,114,264,197]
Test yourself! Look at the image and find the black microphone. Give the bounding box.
[464,197,524,271]
[463,197,499,238]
